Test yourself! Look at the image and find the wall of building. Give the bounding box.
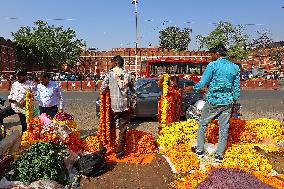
[1,37,283,74]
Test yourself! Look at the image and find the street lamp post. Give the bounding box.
[132,0,139,75]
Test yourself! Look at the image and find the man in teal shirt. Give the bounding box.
[191,45,240,163]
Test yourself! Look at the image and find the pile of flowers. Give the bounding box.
[17,112,82,154]
[81,91,157,164]
[157,119,198,149]
[221,144,273,174]
[157,116,284,188]
[160,143,200,173]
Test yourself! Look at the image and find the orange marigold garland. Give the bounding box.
[97,90,116,151]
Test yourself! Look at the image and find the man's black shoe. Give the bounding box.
[116,152,124,159]
[215,154,223,163]
[191,146,205,157]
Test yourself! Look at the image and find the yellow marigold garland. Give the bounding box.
[25,90,33,130]
[160,73,169,128]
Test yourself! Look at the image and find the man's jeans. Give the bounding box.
[196,103,232,156]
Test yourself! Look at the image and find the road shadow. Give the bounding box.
[80,129,97,138]
[129,117,158,130]
[3,121,21,129]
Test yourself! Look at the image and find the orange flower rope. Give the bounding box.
[98,90,116,151]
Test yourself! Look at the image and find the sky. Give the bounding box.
[0,0,284,51]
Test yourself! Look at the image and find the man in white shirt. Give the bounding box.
[0,68,36,133]
[36,72,64,118]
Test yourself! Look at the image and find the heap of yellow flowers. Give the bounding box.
[221,144,273,174]
[157,119,198,149]
[157,117,284,188]
[246,118,283,143]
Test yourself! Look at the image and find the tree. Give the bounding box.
[12,20,85,70]
[159,26,192,51]
[196,21,249,60]
[269,49,283,72]
[248,31,273,50]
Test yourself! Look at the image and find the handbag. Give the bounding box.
[74,143,107,177]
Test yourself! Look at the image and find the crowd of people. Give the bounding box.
[0,72,102,82]
[242,70,283,81]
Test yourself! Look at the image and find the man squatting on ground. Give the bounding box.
[191,45,241,163]
[101,55,135,158]
[35,72,64,118]
[0,68,37,133]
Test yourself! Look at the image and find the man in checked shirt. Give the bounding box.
[36,72,64,118]
[101,55,135,159]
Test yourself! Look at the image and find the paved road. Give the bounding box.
[1,90,283,111]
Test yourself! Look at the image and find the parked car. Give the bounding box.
[96,78,204,118]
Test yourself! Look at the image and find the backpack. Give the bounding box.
[74,143,108,177]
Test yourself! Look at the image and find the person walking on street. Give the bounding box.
[36,72,64,118]
[191,45,240,163]
[0,68,36,133]
[101,55,135,158]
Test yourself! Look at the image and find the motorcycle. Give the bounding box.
[0,97,6,140]
[185,93,241,120]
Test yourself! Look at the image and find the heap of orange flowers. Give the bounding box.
[171,166,213,189]
[205,118,248,147]
[81,90,157,164]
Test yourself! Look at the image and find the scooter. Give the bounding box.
[0,97,6,140]
[186,93,241,120]
[185,92,206,120]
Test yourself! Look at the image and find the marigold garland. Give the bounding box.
[159,73,169,128]
[25,90,33,130]
[97,90,116,151]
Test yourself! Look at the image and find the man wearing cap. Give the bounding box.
[101,55,135,158]
[191,45,240,163]
[36,72,64,118]
[0,68,36,133]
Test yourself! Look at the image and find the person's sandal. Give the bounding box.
[191,146,205,158]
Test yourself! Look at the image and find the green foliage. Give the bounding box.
[249,31,273,49]
[9,141,68,184]
[159,26,192,51]
[196,21,249,60]
[12,20,84,69]
[269,50,283,70]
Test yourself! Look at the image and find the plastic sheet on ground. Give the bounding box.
[0,177,64,189]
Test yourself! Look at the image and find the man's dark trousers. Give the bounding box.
[39,105,58,118]
[0,106,27,132]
